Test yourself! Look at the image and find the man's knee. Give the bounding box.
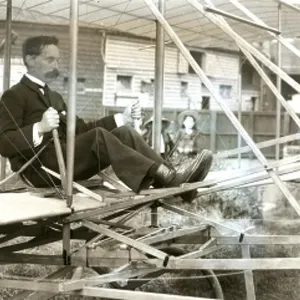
[112,125,135,138]
[93,126,109,137]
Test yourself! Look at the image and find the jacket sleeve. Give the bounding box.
[0,89,35,157]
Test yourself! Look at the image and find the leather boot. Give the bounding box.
[154,164,177,186]
[178,149,213,203]
[154,149,213,202]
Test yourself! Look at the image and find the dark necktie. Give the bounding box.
[43,84,52,106]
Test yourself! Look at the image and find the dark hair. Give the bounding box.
[22,36,59,66]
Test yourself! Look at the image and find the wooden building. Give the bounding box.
[0,21,260,122]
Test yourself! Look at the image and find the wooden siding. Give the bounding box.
[204,51,239,79]
[202,77,238,111]
[103,66,202,108]
[103,36,249,110]
[0,21,105,121]
[105,37,179,73]
[104,36,203,108]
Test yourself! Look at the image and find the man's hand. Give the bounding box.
[122,101,142,125]
[37,107,60,134]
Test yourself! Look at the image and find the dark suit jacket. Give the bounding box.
[0,75,117,172]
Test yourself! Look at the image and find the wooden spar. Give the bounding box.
[191,1,300,131]
[41,166,104,204]
[228,0,300,66]
[238,173,300,188]
[237,54,243,167]
[277,0,300,13]
[67,157,300,224]
[189,0,300,215]
[82,220,169,260]
[161,203,242,233]
[0,253,64,265]
[217,133,300,158]
[215,235,300,245]
[187,0,300,95]
[144,0,300,217]
[204,5,280,34]
[0,0,12,184]
[72,287,213,300]
[276,2,282,161]
[52,129,67,192]
[62,0,79,267]
[66,0,78,206]
[242,245,256,300]
[195,162,300,196]
[0,144,47,187]
[0,279,60,293]
[61,268,156,292]
[153,0,165,155]
[200,1,300,141]
[146,257,300,270]
[8,267,73,300]
[151,0,166,228]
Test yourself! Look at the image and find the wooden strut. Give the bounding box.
[144,0,300,217]
[82,220,170,261]
[204,5,281,34]
[52,129,67,192]
[6,266,73,300]
[277,0,300,13]
[194,0,300,132]
[198,0,300,94]
[66,154,300,227]
[228,0,300,59]
[203,0,300,162]
[217,133,300,158]
[101,152,300,200]
[0,143,48,187]
[42,166,104,204]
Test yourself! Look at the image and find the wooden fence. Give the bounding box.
[104,106,299,158]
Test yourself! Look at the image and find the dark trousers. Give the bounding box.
[24,126,165,192]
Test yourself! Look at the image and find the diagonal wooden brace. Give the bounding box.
[82,220,170,263]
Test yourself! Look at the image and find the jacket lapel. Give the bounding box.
[21,75,50,108]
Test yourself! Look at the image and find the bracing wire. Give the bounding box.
[0,101,64,198]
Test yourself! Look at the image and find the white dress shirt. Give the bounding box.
[25,73,45,147]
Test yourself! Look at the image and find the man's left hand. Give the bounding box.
[122,101,142,125]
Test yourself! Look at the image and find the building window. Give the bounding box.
[202,96,210,110]
[63,77,86,94]
[242,61,254,86]
[141,79,154,95]
[116,75,132,93]
[188,51,203,74]
[180,81,189,97]
[219,84,232,98]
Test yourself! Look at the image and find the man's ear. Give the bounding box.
[25,55,35,67]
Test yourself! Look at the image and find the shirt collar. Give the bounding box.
[25,73,46,88]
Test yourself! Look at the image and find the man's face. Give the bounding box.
[183,116,195,130]
[27,44,60,83]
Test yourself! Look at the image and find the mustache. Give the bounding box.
[45,69,60,78]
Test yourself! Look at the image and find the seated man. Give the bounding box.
[0,35,212,202]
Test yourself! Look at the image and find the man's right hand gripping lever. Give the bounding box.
[37,107,60,137]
